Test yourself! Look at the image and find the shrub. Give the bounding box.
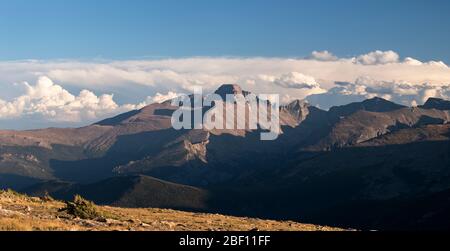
[41,191,54,202]
[60,195,103,220]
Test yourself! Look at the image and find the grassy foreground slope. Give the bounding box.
[0,190,344,231]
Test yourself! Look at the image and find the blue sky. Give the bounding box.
[1,0,450,62]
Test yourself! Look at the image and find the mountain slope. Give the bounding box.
[222,138,450,230]
[0,190,344,231]
[307,107,450,150]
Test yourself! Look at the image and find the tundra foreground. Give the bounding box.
[0,190,343,231]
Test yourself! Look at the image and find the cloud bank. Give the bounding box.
[0,76,134,123]
[307,76,450,109]
[0,50,449,128]
[0,76,180,127]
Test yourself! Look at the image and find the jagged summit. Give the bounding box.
[285,99,308,109]
[280,99,310,124]
[282,99,309,116]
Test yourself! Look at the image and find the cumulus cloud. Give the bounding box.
[147,91,181,104]
[308,50,338,61]
[265,72,321,89]
[427,61,448,68]
[0,76,142,123]
[255,72,327,102]
[135,91,183,108]
[403,57,424,66]
[354,50,400,65]
[403,57,448,67]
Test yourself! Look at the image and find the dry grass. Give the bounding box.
[0,190,346,231]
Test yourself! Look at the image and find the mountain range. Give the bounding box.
[1,84,450,230]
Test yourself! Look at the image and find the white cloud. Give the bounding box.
[0,76,141,123]
[256,72,326,102]
[402,57,448,68]
[403,57,424,66]
[307,76,450,109]
[354,50,400,65]
[147,91,181,104]
[309,50,338,61]
[427,61,448,68]
[1,51,448,97]
[271,72,322,90]
[134,91,183,108]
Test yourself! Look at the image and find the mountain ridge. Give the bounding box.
[1,84,450,230]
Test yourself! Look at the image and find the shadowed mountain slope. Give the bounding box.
[421,97,450,110]
[24,175,210,211]
[328,97,406,117]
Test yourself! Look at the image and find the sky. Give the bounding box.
[1,0,450,61]
[0,0,450,129]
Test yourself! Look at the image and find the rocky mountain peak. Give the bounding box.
[281,99,310,123]
[285,99,308,110]
[214,84,250,99]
